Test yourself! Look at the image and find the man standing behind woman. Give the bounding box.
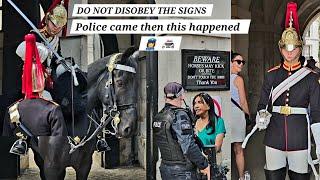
[231,52,250,180]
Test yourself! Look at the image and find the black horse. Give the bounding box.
[87,47,139,138]
[3,47,139,180]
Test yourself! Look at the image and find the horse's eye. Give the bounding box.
[116,79,124,87]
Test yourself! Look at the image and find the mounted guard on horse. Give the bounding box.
[4,0,109,155]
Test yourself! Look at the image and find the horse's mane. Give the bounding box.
[87,56,110,85]
[87,47,138,85]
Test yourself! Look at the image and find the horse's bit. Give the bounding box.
[68,53,136,154]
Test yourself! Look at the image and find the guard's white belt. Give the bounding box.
[272,106,308,115]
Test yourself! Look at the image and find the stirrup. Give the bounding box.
[9,139,28,156]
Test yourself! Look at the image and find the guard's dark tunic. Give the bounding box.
[3,98,68,136]
[257,61,320,151]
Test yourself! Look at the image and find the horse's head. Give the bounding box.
[88,47,139,138]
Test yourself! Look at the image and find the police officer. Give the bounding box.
[153,82,210,179]
[256,2,320,179]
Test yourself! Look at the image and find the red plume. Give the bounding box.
[47,0,63,13]
[22,34,44,99]
[284,2,300,35]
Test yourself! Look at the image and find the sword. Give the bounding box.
[242,87,273,148]
[7,0,79,86]
[7,0,63,62]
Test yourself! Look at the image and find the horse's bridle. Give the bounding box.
[96,53,137,134]
[68,53,137,154]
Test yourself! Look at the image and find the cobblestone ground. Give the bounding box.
[18,166,146,180]
[17,151,146,180]
[17,152,230,180]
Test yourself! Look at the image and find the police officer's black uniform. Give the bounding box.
[153,103,208,179]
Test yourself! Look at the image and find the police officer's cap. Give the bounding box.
[148,38,156,43]
[164,82,185,99]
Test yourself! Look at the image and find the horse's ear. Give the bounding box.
[130,50,139,60]
[120,46,138,63]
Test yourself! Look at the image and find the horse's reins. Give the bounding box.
[68,53,137,154]
[69,50,75,138]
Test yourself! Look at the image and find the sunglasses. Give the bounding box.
[233,59,246,65]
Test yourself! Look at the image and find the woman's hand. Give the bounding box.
[235,75,250,115]
[215,133,224,152]
[200,165,210,180]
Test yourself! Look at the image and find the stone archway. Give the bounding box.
[302,13,320,62]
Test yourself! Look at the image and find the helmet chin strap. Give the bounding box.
[44,25,54,37]
[44,19,62,37]
[280,48,302,64]
[45,26,61,37]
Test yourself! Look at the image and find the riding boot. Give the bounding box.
[10,138,28,156]
[96,138,111,152]
[264,167,286,180]
[288,170,310,180]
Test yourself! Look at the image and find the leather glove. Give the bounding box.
[56,57,79,78]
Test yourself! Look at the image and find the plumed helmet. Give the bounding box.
[278,2,303,52]
[39,0,68,29]
[47,1,67,27]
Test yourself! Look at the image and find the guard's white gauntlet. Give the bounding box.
[16,41,49,63]
[311,123,320,160]
[256,110,271,131]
